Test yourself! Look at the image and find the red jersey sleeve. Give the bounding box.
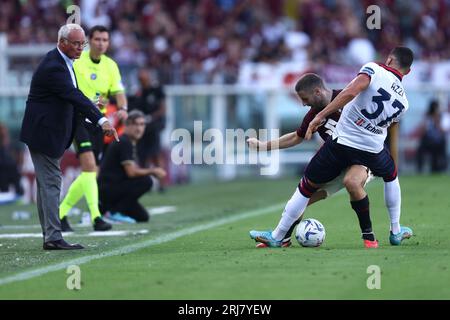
[296,109,318,138]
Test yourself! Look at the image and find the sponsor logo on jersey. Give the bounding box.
[355,117,366,126]
[354,117,383,134]
[90,73,97,80]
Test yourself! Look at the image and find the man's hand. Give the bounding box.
[150,167,167,180]
[305,115,325,140]
[94,95,108,110]
[116,109,128,122]
[246,138,267,150]
[101,121,119,142]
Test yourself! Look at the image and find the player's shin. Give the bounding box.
[350,195,375,241]
[384,177,401,234]
[282,218,302,242]
[278,190,326,241]
[80,171,102,221]
[272,178,318,241]
[59,175,84,219]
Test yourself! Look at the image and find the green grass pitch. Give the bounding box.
[0,175,449,299]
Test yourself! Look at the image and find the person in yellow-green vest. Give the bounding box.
[60,25,128,232]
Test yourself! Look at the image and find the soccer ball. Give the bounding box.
[295,218,326,247]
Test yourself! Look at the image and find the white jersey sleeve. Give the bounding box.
[332,62,409,153]
[358,62,377,79]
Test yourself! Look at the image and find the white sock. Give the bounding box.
[384,177,401,234]
[272,188,310,241]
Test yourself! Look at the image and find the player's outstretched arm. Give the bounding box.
[305,74,370,140]
[247,132,302,151]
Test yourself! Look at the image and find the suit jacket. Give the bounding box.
[20,48,103,158]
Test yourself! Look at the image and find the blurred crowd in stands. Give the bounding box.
[0,0,449,203]
[1,0,450,85]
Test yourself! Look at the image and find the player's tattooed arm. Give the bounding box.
[247,132,302,151]
[305,74,370,140]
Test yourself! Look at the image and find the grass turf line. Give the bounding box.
[0,175,449,299]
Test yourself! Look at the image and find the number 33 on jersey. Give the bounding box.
[333,62,409,153]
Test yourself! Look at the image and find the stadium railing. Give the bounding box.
[1,36,449,181]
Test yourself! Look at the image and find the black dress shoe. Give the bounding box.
[43,239,84,250]
[93,217,112,231]
[60,216,74,232]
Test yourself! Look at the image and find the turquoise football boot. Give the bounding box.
[108,212,137,224]
[389,226,413,245]
[249,230,283,247]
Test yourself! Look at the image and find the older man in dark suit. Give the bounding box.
[20,24,118,250]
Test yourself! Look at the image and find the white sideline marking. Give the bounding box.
[0,230,149,239]
[0,203,284,286]
[0,225,43,230]
[86,230,149,237]
[0,233,45,239]
[0,206,178,230]
[0,224,93,230]
[147,206,177,215]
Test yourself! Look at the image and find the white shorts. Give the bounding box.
[319,167,375,198]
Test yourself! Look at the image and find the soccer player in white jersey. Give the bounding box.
[251,47,414,248]
[249,73,381,248]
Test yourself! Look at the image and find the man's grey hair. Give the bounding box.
[126,110,145,125]
[57,24,85,42]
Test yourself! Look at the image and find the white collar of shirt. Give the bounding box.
[56,47,108,127]
[57,47,77,88]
